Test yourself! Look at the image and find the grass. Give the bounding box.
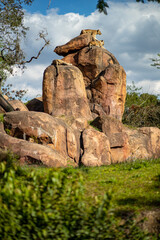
[1,154,160,238]
[24,158,160,213]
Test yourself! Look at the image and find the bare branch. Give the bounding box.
[0,31,50,66]
[21,39,50,64]
[47,0,52,9]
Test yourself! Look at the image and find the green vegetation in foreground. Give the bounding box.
[0,114,4,123]
[0,152,160,239]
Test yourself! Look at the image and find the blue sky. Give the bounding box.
[24,0,133,15]
[8,1,160,99]
[24,0,101,15]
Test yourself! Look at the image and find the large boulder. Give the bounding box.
[43,64,92,120]
[63,47,119,87]
[124,126,160,160]
[90,116,160,163]
[105,123,160,163]
[90,64,126,121]
[26,97,44,112]
[3,111,80,164]
[0,122,67,167]
[98,116,130,163]
[9,100,29,111]
[61,40,126,120]
[54,33,93,56]
[81,127,111,166]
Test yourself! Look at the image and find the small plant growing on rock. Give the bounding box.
[88,120,102,132]
[0,114,4,123]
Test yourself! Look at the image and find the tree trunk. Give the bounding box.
[0,94,15,112]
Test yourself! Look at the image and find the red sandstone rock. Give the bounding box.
[9,100,28,111]
[63,46,119,87]
[108,125,160,163]
[91,64,126,120]
[43,64,92,120]
[4,111,80,164]
[81,127,111,166]
[124,126,160,160]
[1,33,159,168]
[0,122,68,167]
[77,47,113,81]
[62,43,126,120]
[54,34,93,56]
[102,115,123,134]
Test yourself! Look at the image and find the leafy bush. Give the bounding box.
[123,82,160,128]
[123,105,160,128]
[125,82,160,108]
[0,154,152,239]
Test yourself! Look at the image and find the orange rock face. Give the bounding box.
[4,111,80,165]
[63,47,119,86]
[59,33,126,120]
[91,64,126,120]
[0,122,67,167]
[81,127,111,167]
[54,33,93,56]
[9,100,29,111]
[43,64,92,120]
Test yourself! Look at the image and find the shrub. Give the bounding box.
[123,105,160,128]
[123,82,160,128]
[0,155,152,239]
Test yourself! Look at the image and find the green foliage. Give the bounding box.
[96,0,160,15]
[0,155,153,239]
[0,0,34,86]
[136,0,160,3]
[123,105,160,128]
[123,82,160,128]
[5,128,11,135]
[0,114,4,123]
[125,81,159,108]
[151,53,160,69]
[96,0,109,15]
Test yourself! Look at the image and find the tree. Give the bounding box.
[136,0,160,3]
[123,82,160,128]
[0,0,49,94]
[96,0,109,15]
[0,0,33,90]
[151,53,160,69]
[0,0,50,111]
[97,0,160,15]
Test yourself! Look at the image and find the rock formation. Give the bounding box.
[3,111,80,165]
[43,63,92,120]
[81,127,111,167]
[59,35,126,121]
[0,29,160,167]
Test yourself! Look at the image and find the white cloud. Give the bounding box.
[6,1,160,100]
